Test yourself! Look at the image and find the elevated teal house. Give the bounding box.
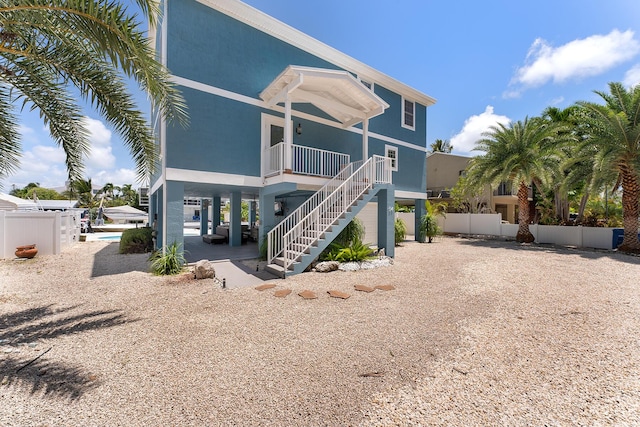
[150,0,436,276]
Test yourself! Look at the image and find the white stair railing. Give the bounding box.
[267,155,391,272]
[267,160,361,265]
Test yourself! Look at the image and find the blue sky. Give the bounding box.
[4,0,640,191]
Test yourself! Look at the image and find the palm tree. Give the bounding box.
[578,82,640,252]
[541,106,582,222]
[120,183,138,206]
[99,182,115,200]
[430,139,453,153]
[0,0,187,185]
[418,200,447,243]
[468,117,568,243]
[66,178,95,208]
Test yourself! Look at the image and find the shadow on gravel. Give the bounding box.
[0,304,139,400]
[90,242,149,278]
[455,236,640,265]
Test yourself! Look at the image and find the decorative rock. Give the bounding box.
[375,285,396,291]
[298,290,317,299]
[361,258,393,269]
[338,262,360,271]
[314,261,339,272]
[194,260,216,279]
[377,248,385,257]
[327,290,350,299]
[354,284,375,293]
[255,284,276,291]
[359,261,377,270]
[274,289,292,298]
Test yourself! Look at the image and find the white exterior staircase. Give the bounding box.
[266,155,392,277]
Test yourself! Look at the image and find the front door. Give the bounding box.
[261,114,290,177]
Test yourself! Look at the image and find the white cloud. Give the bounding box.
[93,168,141,188]
[450,106,511,154]
[32,145,66,164]
[3,117,128,190]
[624,64,640,88]
[3,147,68,189]
[549,96,565,106]
[83,117,116,171]
[17,124,41,145]
[507,29,640,96]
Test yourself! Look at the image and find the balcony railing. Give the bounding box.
[265,143,350,178]
[493,182,533,198]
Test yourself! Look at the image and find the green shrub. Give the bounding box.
[334,217,365,247]
[119,227,153,254]
[319,242,343,261]
[394,218,406,246]
[333,239,373,262]
[258,227,273,260]
[318,218,365,261]
[148,241,187,275]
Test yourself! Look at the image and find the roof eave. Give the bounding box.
[197,0,437,107]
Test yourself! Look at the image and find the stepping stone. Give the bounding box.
[327,290,350,299]
[354,284,375,293]
[298,290,317,299]
[274,289,292,298]
[375,285,396,291]
[255,284,276,291]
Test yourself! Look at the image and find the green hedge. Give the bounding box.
[119,227,153,254]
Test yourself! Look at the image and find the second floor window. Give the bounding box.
[402,97,415,130]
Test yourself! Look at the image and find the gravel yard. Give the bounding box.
[1,237,639,426]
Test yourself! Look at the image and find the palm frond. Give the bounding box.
[0,86,21,179]
[0,0,188,184]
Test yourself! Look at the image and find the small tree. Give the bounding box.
[418,201,447,243]
[450,175,488,213]
[394,218,406,246]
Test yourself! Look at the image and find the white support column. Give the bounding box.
[284,93,293,172]
[362,118,369,160]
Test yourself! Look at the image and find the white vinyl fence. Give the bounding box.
[0,211,81,259]
[436,213,616,250]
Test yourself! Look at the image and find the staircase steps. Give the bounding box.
[266,156,390,277]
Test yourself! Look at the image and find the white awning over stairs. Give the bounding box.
[259,65,389,128]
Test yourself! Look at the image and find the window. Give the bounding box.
[402,97,415,130]
[385,145,398,171]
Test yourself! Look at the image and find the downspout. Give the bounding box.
[160,0,168,254]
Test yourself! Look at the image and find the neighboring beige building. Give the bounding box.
[426,152,520,223]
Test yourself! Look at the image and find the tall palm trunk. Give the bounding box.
[516,181,535,243]
[618,165,640,252]
[576,192,589,223]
